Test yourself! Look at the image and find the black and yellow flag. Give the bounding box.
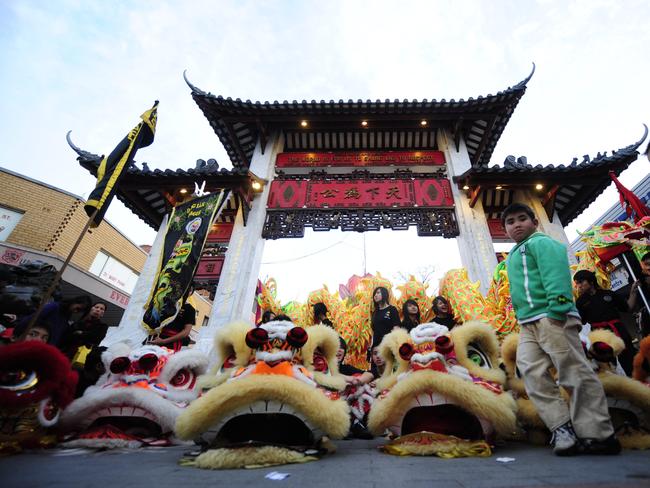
[85,101,158,227]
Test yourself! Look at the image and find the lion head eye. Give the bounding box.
[0,369,38,391]
[467,344,491,369]
[170,368,195,388]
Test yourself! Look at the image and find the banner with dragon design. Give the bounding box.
[142,191,228,334]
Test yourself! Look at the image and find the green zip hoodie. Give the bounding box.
[505,232,579,324]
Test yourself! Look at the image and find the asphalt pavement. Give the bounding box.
[1,439,649,488]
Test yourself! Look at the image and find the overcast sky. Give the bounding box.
[1,0,649,303]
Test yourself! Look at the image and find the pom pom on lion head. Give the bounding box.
[175,319,350,469]
[368,321,517,456]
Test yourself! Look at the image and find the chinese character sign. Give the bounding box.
[276,151,445,168]
[267,179,453,209]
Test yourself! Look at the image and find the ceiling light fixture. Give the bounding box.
[420,120,427,126]
[361,120,368,127]
[300,120,308,128]
[535,183,544,190]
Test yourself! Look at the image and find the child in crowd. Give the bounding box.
[502,202,619,456]
[14,322,50,343]
[14,295,92,347]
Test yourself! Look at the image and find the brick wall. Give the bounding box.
[0,170,147,273]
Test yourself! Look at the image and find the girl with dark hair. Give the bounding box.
[432,296,457,329]
[313,302,333,327]
[370,286,400,349]
[261,310,276,324]
[401,299,421,332]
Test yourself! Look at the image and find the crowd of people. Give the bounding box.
[0,295,110,397]
[0,285,197,398]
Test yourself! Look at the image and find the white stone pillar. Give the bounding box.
[102,214,168,347]
[521,189,577,265]
[197,132,283,354]
[437,129,497,293]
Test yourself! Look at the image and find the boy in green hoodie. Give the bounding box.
[502,203,619,456]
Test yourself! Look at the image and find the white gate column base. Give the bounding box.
[197,133,283,355]
[102,214,168,347]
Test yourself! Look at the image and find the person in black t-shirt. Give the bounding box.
[146,285,196,351]
[431,296,457,329]
[574,270,635,375]
[370,286,400,349]
[401,299,421,332]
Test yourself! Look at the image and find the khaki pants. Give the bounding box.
[517,316,614,439]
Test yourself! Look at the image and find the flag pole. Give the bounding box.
[23,208,100,333]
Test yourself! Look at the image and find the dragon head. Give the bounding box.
[175,320,349,469]
[0,341,77,453]
[368,321,517,456]
[60,343,207,448]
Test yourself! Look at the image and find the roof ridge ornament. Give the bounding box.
[65,131,102,161]
[193,180,209,197]
[503,155,530,169]
[183,70,207,96]
[632,123,648,151]
[512,62,536,90]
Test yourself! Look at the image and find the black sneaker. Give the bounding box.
[579,435,621,455]
[351,420,374,440]
[550,422,578,456]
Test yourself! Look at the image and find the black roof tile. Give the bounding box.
[454,126,649,225]
[183,65,535,169]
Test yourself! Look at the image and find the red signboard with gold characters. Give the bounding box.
[276,151,445,168]
[267,178,454,209]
